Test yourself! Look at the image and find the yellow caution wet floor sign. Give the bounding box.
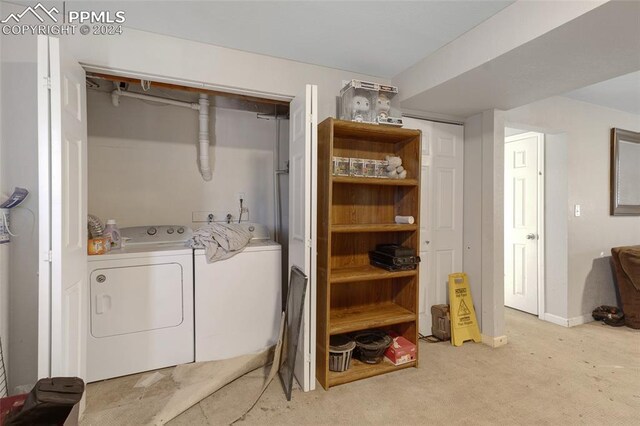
[448,272,482,346]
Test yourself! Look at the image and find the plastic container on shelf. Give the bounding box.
[103,219,121,250]
[328,335,356,372]
[353,330,392,364]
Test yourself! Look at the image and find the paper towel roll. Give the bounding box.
[395,215,415,224]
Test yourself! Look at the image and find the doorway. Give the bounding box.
[504,130,544,316]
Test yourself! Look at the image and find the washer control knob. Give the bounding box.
[249,225,255,232]
[177,227,185,234]
[167,227,175,234]
[147,227,157,236]
[96,274,106,283]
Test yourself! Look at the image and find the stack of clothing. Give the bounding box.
[188,223,253,263]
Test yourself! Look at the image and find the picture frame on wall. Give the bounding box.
[611,128,640,215]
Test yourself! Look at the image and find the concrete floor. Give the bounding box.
[83,309,640,425]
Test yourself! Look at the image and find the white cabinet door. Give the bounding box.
[37,36,88,380]
[288,84,317,392]
[403,118,463,335]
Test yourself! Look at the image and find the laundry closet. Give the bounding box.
[83,75,290,382]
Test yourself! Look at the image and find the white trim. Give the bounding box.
[401,109,465,126]
[537,134,545,320]
[541,313,569,327]
[481,334,508,348]
[542,313,594,327]
[36,35,51,379]
[82,64,294,102]
[308,84,318,392]
[568,314,594,327]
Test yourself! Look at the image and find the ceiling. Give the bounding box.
[562,71,640,116]
[399,0,640,118]
[24,0,514,78]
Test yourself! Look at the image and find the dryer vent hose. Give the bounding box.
[88,214,105,238]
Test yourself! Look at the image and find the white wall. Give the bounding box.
[0,0,8,392]
[87,90,277,231]
[462,114,483,326]
[0,27,39,392]
[544,133,569,320]
[506,96,640,320]
[463,110,506,342]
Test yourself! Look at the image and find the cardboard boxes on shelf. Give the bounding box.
[384,332,416,366]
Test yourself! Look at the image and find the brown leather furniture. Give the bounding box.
[611,246,640,329]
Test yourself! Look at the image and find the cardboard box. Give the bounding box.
[384,333,416,365]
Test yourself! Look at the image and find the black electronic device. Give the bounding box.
[374,244,415,258]
[369,251,419,266]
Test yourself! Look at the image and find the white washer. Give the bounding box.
[194,224,282,362]
[87,225,194,382]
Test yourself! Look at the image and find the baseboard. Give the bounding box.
[541,313,594,327]
[481,334,508,348]
[541,313,569,327]
[568,314,594,327]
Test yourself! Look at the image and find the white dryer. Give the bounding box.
[194,224,281,362]
[87,225,194,382]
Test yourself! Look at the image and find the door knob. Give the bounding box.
[526,233,536,240]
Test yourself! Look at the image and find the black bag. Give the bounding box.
[592,305,625,327]
[5,377,84,425]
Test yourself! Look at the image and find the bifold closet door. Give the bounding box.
[288,84,317,392]
[403,118,463,335]
[37,35,88,382]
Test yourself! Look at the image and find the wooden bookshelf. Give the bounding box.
[328,358,416,388]
[330,265,418,284]
[316,118,421,389]
[332,176,419,186]
[331,223,418,233]
[330,302,416,335]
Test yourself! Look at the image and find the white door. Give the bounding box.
[288,84,317,392]
[403,118,464,334]
[37,36,88,380]
[504,132,542,315]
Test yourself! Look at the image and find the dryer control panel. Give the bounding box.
[120,225,193,245]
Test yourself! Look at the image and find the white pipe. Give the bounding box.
[198,94,212,181]
[110,90,200,110]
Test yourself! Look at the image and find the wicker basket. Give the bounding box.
[353,330,392,364]
[329,335,356,372]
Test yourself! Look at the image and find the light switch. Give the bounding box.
[574,204,581,217]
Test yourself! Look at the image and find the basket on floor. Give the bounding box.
[353,330,392,364]
[329,335,356,372]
